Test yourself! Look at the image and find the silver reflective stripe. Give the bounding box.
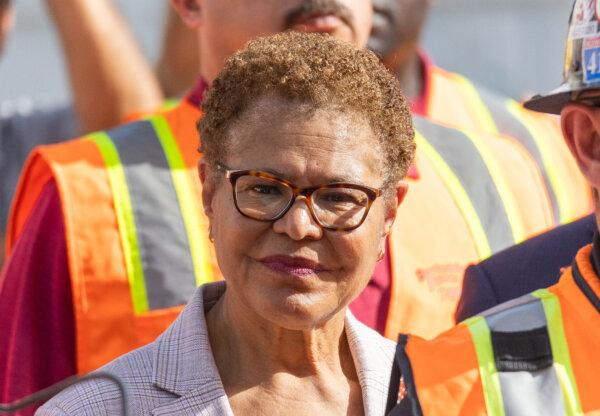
[413,117,514,253]
[483,293,547,332]
[107,121,197,310]
[482,294,567,415]
[477,87,560,222]
[498,370,565,416]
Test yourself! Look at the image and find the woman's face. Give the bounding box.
[203,97,400,330]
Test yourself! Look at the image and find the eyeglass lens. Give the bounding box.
[233,175,370,229]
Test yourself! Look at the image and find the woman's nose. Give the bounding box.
[272,197,323,241]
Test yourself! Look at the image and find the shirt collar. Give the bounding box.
[591,232,600,276]
[186,78,210,109]
[571,233,600,314]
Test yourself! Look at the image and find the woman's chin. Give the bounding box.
[256,290,337,330]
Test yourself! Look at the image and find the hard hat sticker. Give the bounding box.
[583,37,600,84]
[570,0,599,39]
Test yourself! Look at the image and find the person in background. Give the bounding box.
[46,0,164,133]
[0,0,12,54]
[156,6,200,98]
[368,0,428,105]
[351,0,593,339]
[0,0,167,265]
[387,2,600,412]
[371,0,590,220]
[38,31,414,416]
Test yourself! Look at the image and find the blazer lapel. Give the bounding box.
[151,382,232,416]
[150,282,234,416]
[148,285,393,416]
[345,311,396,416]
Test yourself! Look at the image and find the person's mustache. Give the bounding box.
[284,0,355,31]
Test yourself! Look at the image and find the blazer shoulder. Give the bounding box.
[37,342,170,415]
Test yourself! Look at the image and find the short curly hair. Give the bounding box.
[199,31,415,187]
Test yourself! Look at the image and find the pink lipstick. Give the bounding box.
[259,255,328,277]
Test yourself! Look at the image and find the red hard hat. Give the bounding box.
[525,0,600,114]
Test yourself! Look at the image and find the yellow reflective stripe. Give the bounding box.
[461,130,526,243]
[452,73,500,134]
[150,116,213,287]
[505,101,571,224]
[161,98,180,112]
[88,132,149,314]
[416,133,491,258]
[532,289,583,416]
[464,316,505,416]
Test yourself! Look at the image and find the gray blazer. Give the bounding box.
[37,282,396,415]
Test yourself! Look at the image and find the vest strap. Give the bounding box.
[573,253,600,313]
[90,131,149,314]
[414,118,517,257]
[532,289,583,415]
[465,316,506,416]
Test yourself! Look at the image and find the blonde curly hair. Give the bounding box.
[199,31,415,186]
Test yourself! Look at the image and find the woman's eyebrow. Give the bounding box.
[249,166,364,185]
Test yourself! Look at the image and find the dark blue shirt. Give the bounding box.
[455,214,596,322]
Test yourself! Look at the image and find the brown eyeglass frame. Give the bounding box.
[223,168,382,231]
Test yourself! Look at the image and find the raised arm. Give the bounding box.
[155,6,200,98]
[46,0,164,132]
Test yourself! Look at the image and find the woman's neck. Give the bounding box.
[205,288,362,414]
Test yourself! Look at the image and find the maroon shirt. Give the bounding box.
[0,63,434,408]
[0,181,74,415]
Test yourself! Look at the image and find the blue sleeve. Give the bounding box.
[455,263,499,323]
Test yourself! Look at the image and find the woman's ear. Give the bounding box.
[170,0,202,29]
[376,182,408,261]
[382,182,409,236]
[198,159,215,221]
[561,103,600,189]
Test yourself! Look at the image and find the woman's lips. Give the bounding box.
[259,255,328,277]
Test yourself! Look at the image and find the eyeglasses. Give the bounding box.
[222,167,382,231]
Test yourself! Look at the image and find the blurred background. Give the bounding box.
[0,0,572,105]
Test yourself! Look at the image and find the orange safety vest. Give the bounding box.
[385,117,554,339]
[6,100,221,374]
[426,65,591,225]
[389,243,600,415]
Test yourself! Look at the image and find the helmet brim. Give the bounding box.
[524,83,587,115]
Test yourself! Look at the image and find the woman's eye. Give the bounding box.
[323,193,355,203]
[251,185,281,195]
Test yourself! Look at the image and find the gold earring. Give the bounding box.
[208,225,214,243]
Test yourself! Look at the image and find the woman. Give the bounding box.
[38,31,415,416]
